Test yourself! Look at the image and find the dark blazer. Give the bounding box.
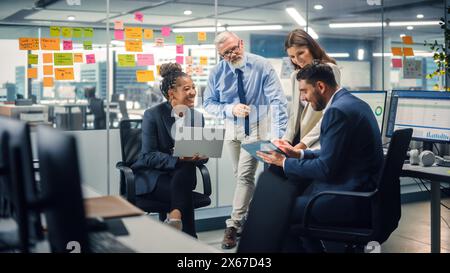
[131,102,207,195]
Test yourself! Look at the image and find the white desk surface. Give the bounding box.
[402,163,450,181]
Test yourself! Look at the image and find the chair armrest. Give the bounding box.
[115,162,136,204]
[196,164,212,196]
[303,190,377,228]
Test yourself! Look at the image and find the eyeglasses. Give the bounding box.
[219,42,241,58]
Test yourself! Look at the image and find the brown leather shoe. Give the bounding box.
[222,227,238,249]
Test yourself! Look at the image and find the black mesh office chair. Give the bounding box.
[115,119,212,221]
[290,128,413,252]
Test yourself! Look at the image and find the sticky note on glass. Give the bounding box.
[114,20,124,30]
[83,41,93,50]
[19,38,39,50]
[136,70,155,82]
[137,54,154,66]
[55,68,74,80]
[125,40,143,52]
[114,30,124,40]
[61,27,73,38]
[28,54,38,65]
[198,32,206,41]
[176,56,184,64]
[392,59,402,68]
[391,47,403,56]
[54,53,73,66]
[84,28,94,38]
[40,38,60,51]
[186,65,193,75]
[118,54,136,67]
[195,66,204,75]
[43,77,54,87]
[86,54,96,64]
[50,26,61,37]
[27,68,37,79]
[73,28,82,38]
[200,56,208,65]
[156,65,160,76]
[63,40,73,50]
[125,27,143,40]
[144,29,154,40]
[43,53,53,63]
[403,47,414,56]
[155,38,164,47]
[73,53,83,63]
[176,45,184,54]
[44,65,53,75]
[176,35,185,45]
[161,27,171,37]
[134,12,144,22]
[402,35,413,45]
[185,56,193,65]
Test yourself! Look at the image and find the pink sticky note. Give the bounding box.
[86,54,96,64]
[185,56,193,65]
[114,30,124,40]
[63,40,73,50]
[114,20,124,30]
[176,45,184,54]
[134,12,144,22]
[392,58,402,68]
[137,54,154,66]
[161,26,171,37]
[176,56,184,64]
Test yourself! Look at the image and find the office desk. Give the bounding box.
[401,163,450,253]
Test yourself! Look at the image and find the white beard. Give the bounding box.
[230,58,244,69]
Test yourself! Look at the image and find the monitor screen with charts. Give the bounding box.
[350,91,387,132]
[386,90,450,144]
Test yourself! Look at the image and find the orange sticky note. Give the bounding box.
[402,35,413,44]
[391,47,403,56]
[73,53,83,63]
[19,38,39,50]
[125,27,143,40]
[43,65,53,75]
[40,38,60,50]
[136,70,155,82]
[144,29,154,39]
[125,40,143,52]
[198,32,207,41]
[43,53,53,63]
[43,77,54,87]
[54,68,74,80]
[200,56,208,65]
[27,68,37,79]
[403,47,414,56]
[156,65,161,76]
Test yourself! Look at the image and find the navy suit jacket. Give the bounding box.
[284,89,384,195]
[131,102,206,195]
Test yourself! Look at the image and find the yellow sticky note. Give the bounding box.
[176,35,185,45]
[83,28,94,38]
[43,65,53,76]
[40,38,60,51]
[391,47,403,56]
[54,68,74,80]
[73,53,83,63]
[125,27,143,40]
[144,29,154,39]
[27,68,37,79]
[156,65,160,76]
[43,53,53,63]
[50,26,60,37]
[118,54,136,67]
[125,40,143,52]
[198,32,207,41]
[19,38,39,50]
[403,47,414,56]
[136,70,155,82]
[402,35,413,45]
[43,77,54,87]
[28,54,38,65]
[61,27,73,38]
[73,28,82,38]
[200,56,208,65]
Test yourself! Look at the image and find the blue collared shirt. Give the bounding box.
[203,53,288,138]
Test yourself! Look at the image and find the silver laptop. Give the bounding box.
[173,127,225,158]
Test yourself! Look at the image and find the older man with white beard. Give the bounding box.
[204,31,288,249]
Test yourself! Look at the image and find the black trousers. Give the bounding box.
[144,162,197,237]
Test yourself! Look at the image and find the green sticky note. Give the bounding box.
[61,27,72,38]
[118,54,136,67]
[83,28,94,38]
[50,26,60,37]
[28,54,38,65]
[176,35,185,45]
[53,53,73,66]
[83,41,92,50]
[73,28,82,38]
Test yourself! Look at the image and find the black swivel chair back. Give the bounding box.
[118,100,129,120]
[116,119,212,221]
[88,98,106,129]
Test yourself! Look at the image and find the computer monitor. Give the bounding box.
[350,91,387,132]
[386,90,450,149]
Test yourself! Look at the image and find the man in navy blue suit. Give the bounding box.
[257,63,383,252]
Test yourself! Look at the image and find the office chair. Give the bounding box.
[290,128,413,252]
[116,119,212,221]
[118,100,129,120]
[237,171,299,253]
[87,98,106,129]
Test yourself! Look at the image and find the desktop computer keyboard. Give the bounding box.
[89,231,135,253]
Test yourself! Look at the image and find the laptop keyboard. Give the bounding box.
[89,231,135,253]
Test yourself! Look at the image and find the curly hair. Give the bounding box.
[159,63,188,100]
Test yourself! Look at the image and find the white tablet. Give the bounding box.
[173,127,225,158]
